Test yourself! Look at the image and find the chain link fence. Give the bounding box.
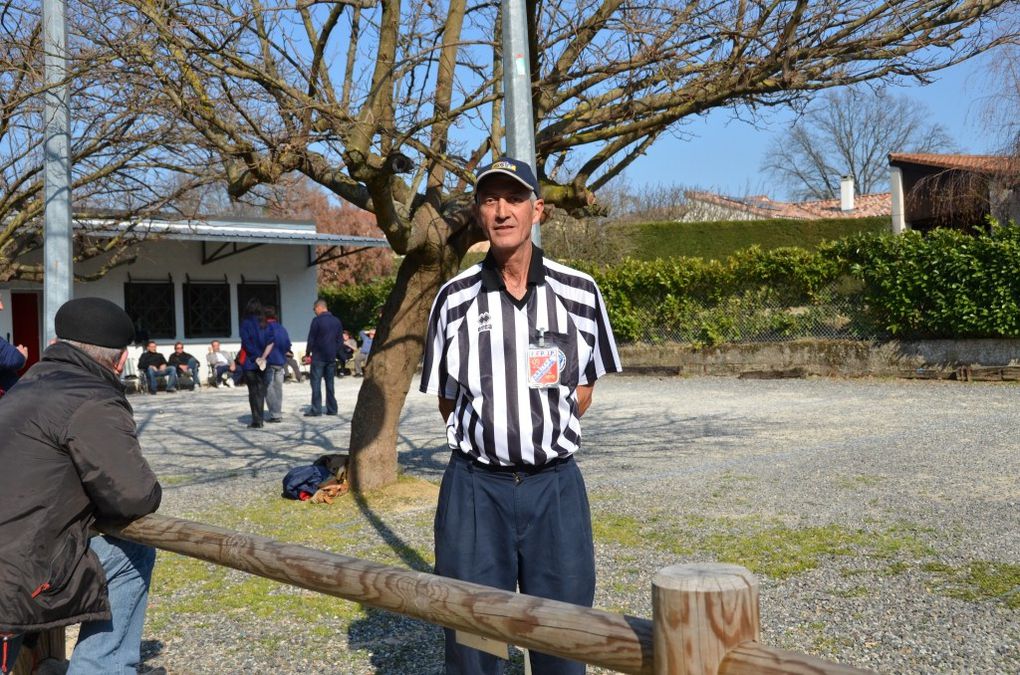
[622,287,887,345]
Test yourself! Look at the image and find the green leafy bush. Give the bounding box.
[826,226,1020,338]
[320,276,395,334]
[573,226,1020,344]
[614,215,889,261]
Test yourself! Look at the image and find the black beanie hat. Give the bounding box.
[55,297,136,349]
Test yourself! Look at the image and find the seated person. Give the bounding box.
[339,330,358,377]
[206,340,240,387]
[354,327,375,377]
[137,341,177,394]
[168,342,201,389]
[284,350,304,382]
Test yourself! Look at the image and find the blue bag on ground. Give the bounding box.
[282,464,333,500]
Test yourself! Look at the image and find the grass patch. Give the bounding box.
[148,477,440,633]
[922,560,1020,608]
[835,474,884,489]
[592,511,936,580]
[613,216,888,261]
[158,474,195,486]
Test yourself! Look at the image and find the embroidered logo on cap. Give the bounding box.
[491,160,517,172]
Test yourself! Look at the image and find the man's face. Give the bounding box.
[473,174,543,255]
[174,344,184,353]
[211,341,220,351]
[146,342,157,353]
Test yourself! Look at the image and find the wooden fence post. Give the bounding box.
[652,563,759,675]
[11,627,65,675]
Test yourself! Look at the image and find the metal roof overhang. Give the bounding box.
[75,217,391,266]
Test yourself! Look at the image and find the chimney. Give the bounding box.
[840,176,855,211]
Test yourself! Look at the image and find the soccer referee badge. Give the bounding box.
[527,345,565,388]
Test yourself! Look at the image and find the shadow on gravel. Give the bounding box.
[149,417,353,488]
[347,610,534,674]
[348,610,444,674]
[352,491,431,572]
[139,638,164,671]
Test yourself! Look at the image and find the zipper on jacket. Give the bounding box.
[2,632,15,673]
[31,582,51,598]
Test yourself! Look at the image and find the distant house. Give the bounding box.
[888,153,1020,232]
[0,215,390,373]
[681,185,891,223]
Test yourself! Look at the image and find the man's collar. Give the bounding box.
[480,245,546,292]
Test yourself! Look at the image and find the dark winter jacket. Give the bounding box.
[0,341,162,633]
[167,350,199,371]
[305,311,343,364]
[137,350,169,372]
[266,320,292,367]
[240,316,269,372]
[0,336,26,394]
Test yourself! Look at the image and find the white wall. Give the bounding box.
[3,239,319,361]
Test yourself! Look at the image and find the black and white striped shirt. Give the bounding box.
[420,247,621,467]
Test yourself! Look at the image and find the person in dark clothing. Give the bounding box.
[0,297,162,675]
[239,298,272,428]
[167,342,202,390]
[0,295,28,398]
[264,306,292,423]
[303,298,343,417]
[137,341,178,394]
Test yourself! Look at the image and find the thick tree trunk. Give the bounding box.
[347,209,463,491]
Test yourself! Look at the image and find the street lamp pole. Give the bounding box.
[501,0,541,245]
[43,0,73,342]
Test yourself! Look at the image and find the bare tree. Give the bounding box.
[763,89,954,200]
[267,178,394,287]
[596,178,693,223]
[106,0,1017,489]
[0,0,213,283]
[980,44,1020,158]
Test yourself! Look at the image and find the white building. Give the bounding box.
[1,216,390,375]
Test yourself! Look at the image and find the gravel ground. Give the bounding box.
[124,374,1019,674]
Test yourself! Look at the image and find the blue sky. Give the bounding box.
[619,49,1003,199]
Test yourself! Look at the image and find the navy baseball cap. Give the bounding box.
[475,157,540,197]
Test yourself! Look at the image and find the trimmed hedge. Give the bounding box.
[575,226,1020,343]
[828,227,1020,339]
[321,226,1020,345]
[614,215,890,261]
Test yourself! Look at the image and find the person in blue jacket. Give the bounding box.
[263,305,292,423]
[303,298,343,417]
[0,295,28,398]
[239,297,271,428]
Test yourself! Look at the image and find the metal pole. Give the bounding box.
[43,0,73,343]
[501,0,541,245]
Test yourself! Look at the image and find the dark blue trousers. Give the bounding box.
[434,452,595,674]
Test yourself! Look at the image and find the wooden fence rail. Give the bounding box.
[17,513,873,674]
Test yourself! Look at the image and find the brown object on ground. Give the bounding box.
[309,483,349,504]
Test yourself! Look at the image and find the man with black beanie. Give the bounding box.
[0,297,162,674]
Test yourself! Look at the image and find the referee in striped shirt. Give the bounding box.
[421,157,621,674]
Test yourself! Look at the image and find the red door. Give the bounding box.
[11,292,41,373]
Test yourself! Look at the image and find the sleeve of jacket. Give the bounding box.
[0,338,26,371]
[306,316,320,352]
[66,398,162,521]
[278,326,292,355]
[240,318,264,356]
